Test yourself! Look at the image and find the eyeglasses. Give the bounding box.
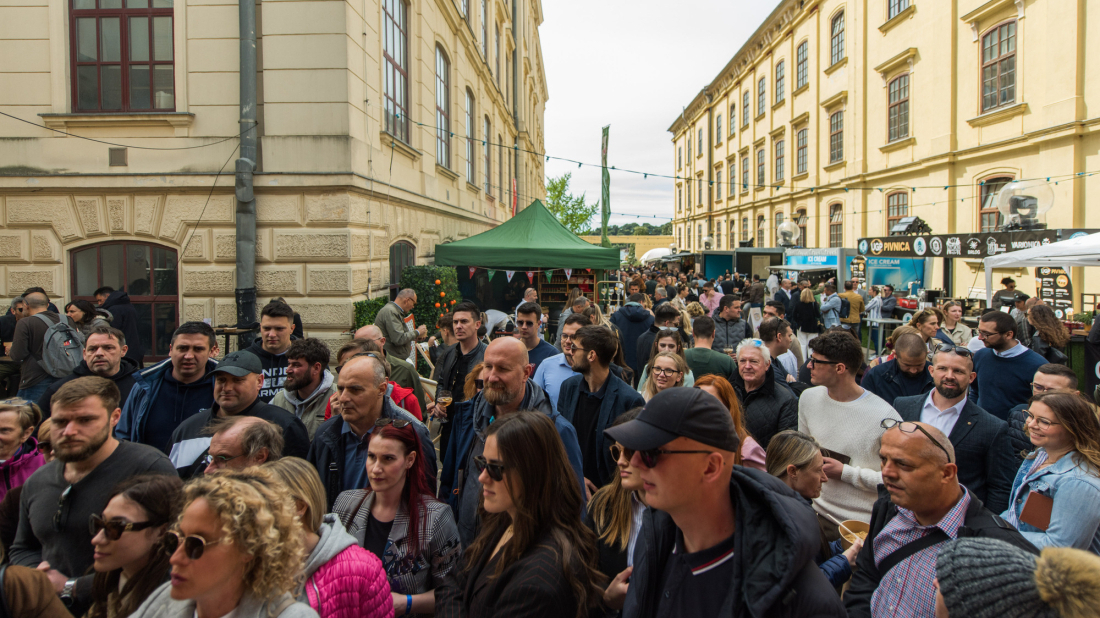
[652,367,682,377]
[977,329,1001,338]
[609,444,635,462]
[806,357,841,367]
[204,452,245,468]
[635,448,714,468]
[880,419,953,463]
[1031,382,1060,393]
[572,347,590,356]
[53,485,72,531]
[1022,409,1061,430]
[374,417,412,429]
[935,344,974,358]
[89,513,156,541]
[165,530,224,561]
[560,333,576,341]
[473,455,507,482]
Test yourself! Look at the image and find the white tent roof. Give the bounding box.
[982,232,1100,301]
[639,247,672,263]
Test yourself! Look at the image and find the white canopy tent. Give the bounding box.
[639,247,672,263]
[982,232,1100,302]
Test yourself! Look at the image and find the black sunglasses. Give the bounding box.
[374,417,411,429]
[53,485,72,531]
[90,513,156,541]
[165,530,224,561]
[636,448,713,468]
[473,455,507,482]
[935,344,973,358]
[807,357,841,367]
[881,419,953,463]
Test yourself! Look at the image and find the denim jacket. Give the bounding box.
[1002,447,1100,554]
[820,294,842,328]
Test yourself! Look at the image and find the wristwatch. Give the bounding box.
[60,578,77,607]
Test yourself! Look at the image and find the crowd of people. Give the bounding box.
[1,270,1100,618]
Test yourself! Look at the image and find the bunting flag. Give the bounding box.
[487,269,496,280]
[544,269,554,282]
[526,271,535,284]
[564,268,573,280]
[469,267,476,278]
[505,270,515,282]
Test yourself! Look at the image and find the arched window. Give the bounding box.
[830,11,845,66]
[888,74,910,142]
[435,46,451,169]
[483,116,491,195]
[796,41,809,89]
[757,78,766,117]
[389,241,416,299]
[757,215,766,247]
[71,241,178,360]
[796,208,808,246]
[981,21,1016,112]
[775,61,785,104]
[382,0,409,143]
[829,204,844,248]
[465,88,475,184]
[980,176,1013,232]
[887,191,909,231]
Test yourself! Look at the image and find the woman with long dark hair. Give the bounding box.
[65,299,110,338]
[693,374,766,470]
[587,409,644,581]
[87,474,184,618]
[436,411,605,618]
[791,288,822,352]
[1027,304,1070,364]
[333,420,459,616]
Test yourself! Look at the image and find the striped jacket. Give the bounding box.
[333,489,460,615]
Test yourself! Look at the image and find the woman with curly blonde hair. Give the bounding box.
[130,468,316,618]
[685,301,706,319]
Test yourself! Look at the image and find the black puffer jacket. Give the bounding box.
[623,466,847,618]
[100,290,145,366]
[1006,403,1034,465]
[731,364,799,449]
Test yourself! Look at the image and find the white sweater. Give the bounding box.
[797,385,902,523]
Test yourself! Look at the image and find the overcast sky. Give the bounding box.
[540,0,778,228]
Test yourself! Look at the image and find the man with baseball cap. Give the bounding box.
[165,350,310,478]
[605,387,845,618]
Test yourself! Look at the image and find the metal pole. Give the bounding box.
[234,0,258,349]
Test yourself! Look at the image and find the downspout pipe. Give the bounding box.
[511,0,519,210]
[234,0,258,349]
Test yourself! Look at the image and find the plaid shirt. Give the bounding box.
[870,488,971,618]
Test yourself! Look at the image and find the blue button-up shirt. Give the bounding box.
[341,420,373,491]
[533,352,579,410]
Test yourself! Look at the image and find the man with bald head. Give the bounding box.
[203,415,284,475]
[515,287,538,319]
[374,288,427,361]
[353,323,426,411]
[307,353,434,509]
[860,332,934,405]
[844,421,1035,618]
[442,336,584,546]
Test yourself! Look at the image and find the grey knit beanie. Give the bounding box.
[936,538,1057,618]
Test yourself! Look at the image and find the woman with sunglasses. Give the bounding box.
[639,352,688,402]
[87,474,183,618]
[693,375,766,470]
[1003,391,1100,554]
[436,411,604,618]
[265,457,392,618]
[636,332,694,392]
[130,469,315,618]
[0,398,45,502]
[765,431,861,587]
[333,420,459,616]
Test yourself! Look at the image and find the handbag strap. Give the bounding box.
[876,528,950,578]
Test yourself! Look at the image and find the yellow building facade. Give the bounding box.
[670,0,1099,299]
[0,0,547,357]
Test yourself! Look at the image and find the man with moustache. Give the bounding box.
[36,326,139,419]
[534,313,593,410]
[430,301,486,465]
[441,337,584,546]
[9,377,175,611]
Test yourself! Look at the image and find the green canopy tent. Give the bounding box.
[434,200,620,269]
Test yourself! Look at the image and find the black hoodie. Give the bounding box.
[100,290,145,366]
[36,357,140,420]
[245,339,289,403]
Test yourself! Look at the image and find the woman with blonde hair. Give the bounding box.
[0,398,44,502]
[639,351,688,401]
[130,468,315,618]
[1027,304,1070,364]
[265,457,392,618]
[909,308,953,353]
[685,301,706,319]
[587,409,645,585]
[693,374,765,469]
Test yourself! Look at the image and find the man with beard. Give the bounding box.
[556,325,644,493]
[430,301,486,466]
[441,337,584,546]
[9,377,175,611]
[533,313,591,410]
[36,326,139,420]
[270,338,335,439]
[891,345,1015,513]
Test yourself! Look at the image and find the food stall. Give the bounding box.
[696,248,785,281]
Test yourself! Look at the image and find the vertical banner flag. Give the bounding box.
[505,271,515,282]
[512,178,518,217]
[469,267,477,278]
[544,270,553,282]
[526,271,535,284]
[600,126,611,248]
[564,268,573,280]
[487,269,496,280]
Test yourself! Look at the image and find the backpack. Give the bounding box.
[838,297,852,319]
[33,313,85,378]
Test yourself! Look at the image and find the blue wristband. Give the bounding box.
[406,595,412,616]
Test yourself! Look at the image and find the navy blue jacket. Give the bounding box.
[608,304,654,383]
[860,359,934,406]
[556,373,645,487]
[893,394,1016,514]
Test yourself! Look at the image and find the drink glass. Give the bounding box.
[435,390,452,424]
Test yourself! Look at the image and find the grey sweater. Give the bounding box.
[131,584,318,618]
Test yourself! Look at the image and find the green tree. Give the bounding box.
[660,222,673,235]
[545,173,599,234]
[632,226,648,236]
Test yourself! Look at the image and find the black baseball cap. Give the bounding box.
[605,387,740,452]
[210,350,262,377]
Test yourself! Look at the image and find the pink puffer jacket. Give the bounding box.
[302,515,393,618]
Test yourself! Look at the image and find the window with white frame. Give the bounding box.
[888,74,910,142]
[774,139,785,182]
[757,78,765,116]
[465,89,475,183]
[981,21,1017,113]
[775,61,785,104]
[829,111,844,163]
[796,128,808,175]
[831,12,845,66]
[796,41,808,90]
[742,91,750,126]
[435,46,451,168]
[715,170,722,199]
[756,148,765,186]
[741,156,749,191]
[382,0,409,143]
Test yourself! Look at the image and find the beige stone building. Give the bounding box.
[670,0,1099,301]
[0,0,548,360]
